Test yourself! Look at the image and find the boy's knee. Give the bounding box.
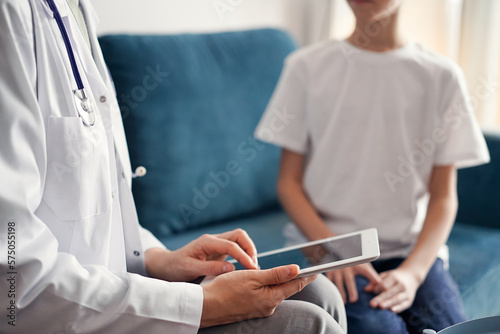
[348,308,408,334]
[347,285,409,334]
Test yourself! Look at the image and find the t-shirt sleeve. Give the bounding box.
[254,56,308,154]
[433,64,490,169]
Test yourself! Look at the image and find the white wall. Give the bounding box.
[90,0,330,46]
[90,0,499,126]
[329,0,464,59]
[91,0,465,55]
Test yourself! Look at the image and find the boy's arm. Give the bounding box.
[277,149,334,241]
[278,149,382,304]
[369,165,458,313]
[400,165,458,281]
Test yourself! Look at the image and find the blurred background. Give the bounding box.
[91,0,500,128]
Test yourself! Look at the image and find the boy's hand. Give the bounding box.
[326,263,382,304]
[369,268,420,313]
[201,265,318,328]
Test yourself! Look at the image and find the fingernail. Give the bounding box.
[253,256,259,268]
[223,263,231,273]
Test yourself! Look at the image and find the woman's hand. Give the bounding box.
[145,229,259,282]
[369,268,421,313]
[326,263,382,304]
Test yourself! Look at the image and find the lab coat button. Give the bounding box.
[133,251,140,256]
[111,191,114,199]
[100,96,107,103]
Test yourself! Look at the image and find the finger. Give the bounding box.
[390,296,412,314]
[217,229,258,267]
[330,272,348,304]
[370,284,403,308]
[201,236,256,270]
[364,281,376,293]
[344,270,358,304]
[273,274,318,301]
[379,291,407,311]
[361,266,383,293]
[365,280,385,295]
[256,265,300,286]
[196,260,236,277]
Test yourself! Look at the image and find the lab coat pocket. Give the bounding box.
[44,116,112,221]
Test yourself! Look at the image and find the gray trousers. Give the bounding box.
[199,275,347,334]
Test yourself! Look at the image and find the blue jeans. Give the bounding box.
[345,258,467,334]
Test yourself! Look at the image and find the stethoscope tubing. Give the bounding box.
[45,0,95,126]
[46,0,85,91]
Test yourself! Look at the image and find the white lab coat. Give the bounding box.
[0,0,202,333]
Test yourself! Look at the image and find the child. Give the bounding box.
[255,0,490,333]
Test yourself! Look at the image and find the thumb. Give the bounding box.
[364,271,383,293]
[365,281,380,293]
[199,261,235,276]
[260,265,300,286]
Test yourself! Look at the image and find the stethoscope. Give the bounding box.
[46,0,95,127]
[45,0,148,179]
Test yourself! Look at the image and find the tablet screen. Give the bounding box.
[233,234,362,271]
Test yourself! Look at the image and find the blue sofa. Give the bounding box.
[99,29,500,321]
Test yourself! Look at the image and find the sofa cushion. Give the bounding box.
[447,222,500,319]
[99,29,297,239]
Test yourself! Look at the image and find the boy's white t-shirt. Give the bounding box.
[255,40,490,260]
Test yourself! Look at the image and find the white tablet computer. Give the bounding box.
[230,228,380,278]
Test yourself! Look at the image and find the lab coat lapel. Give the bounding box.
[78,1,142,269]
[80,0,133,184]
[64,0,107,93]
[37,0,79,118]
[79,0,101,65]
[39,0,107,118]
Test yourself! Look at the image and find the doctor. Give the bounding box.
[0,0,346,333]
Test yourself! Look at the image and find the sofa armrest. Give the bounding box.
[455,131,500,230]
